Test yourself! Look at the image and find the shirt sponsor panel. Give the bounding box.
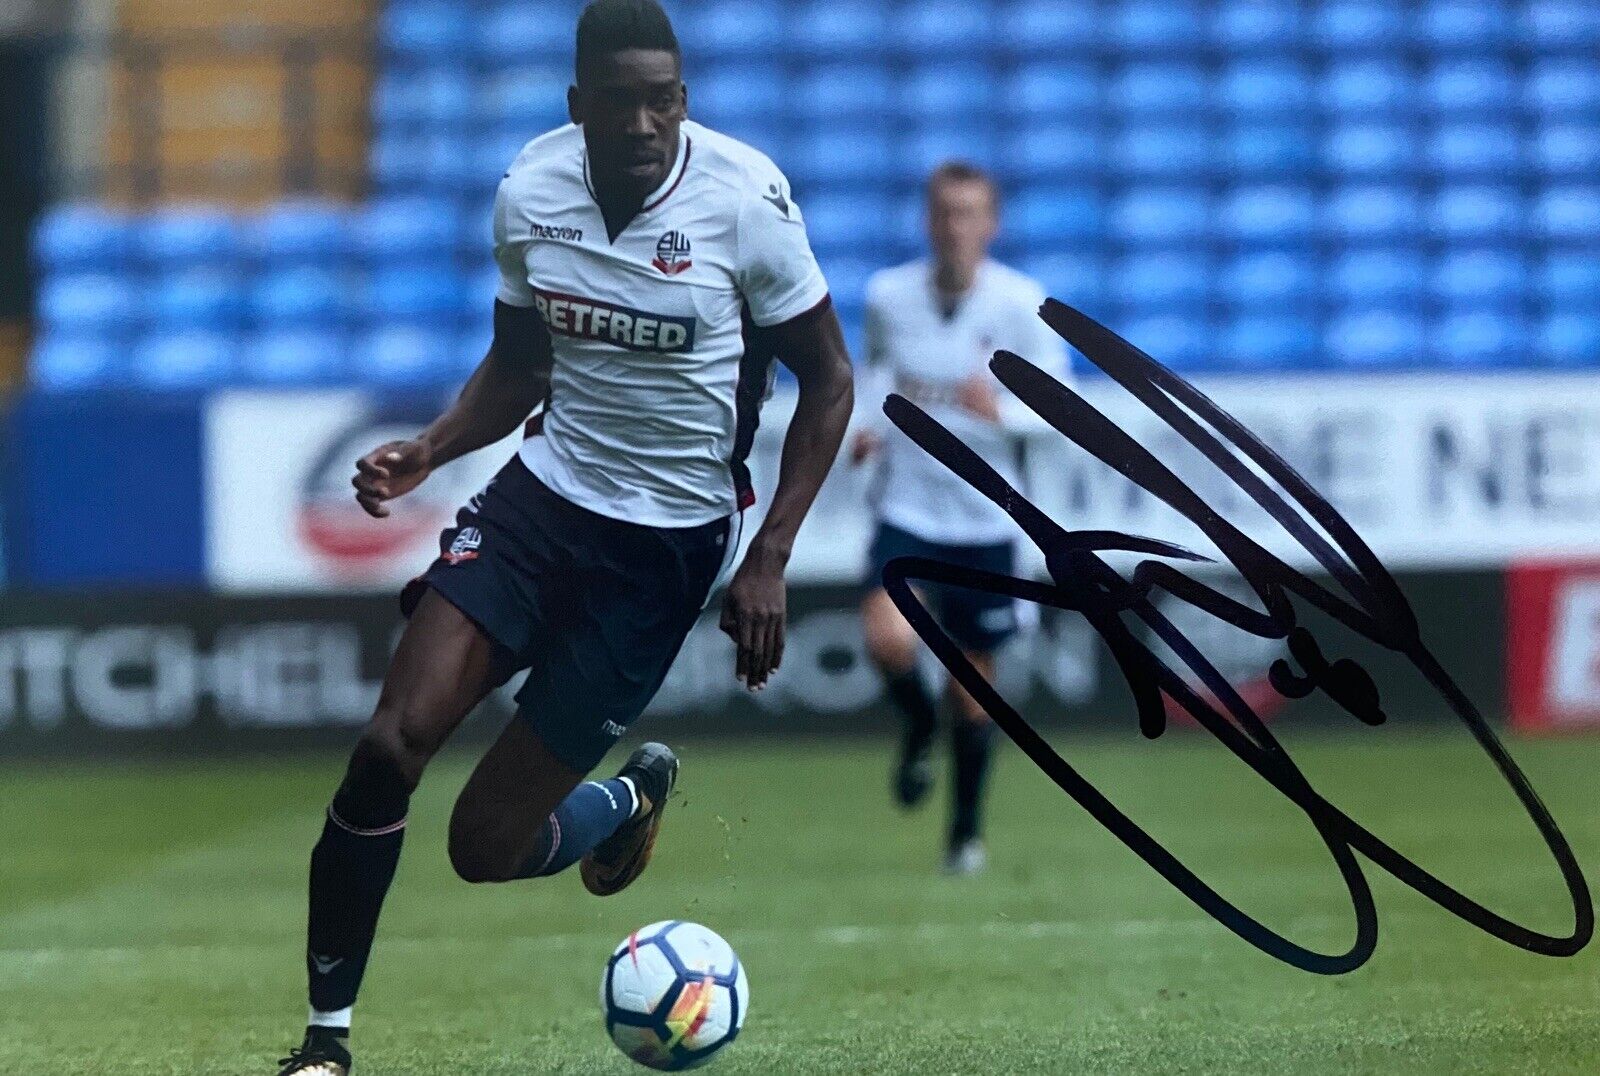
[532,287,696,353]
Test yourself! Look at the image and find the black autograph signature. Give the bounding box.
[880,298,1593,974]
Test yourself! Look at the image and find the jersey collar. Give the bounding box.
[581,131,693,218]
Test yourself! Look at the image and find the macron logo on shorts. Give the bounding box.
[533,288,696,354]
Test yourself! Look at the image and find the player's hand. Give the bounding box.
[955,374,1001,422]
[849,428,882,465]
[719,547,787,691]
[352,439,433,518]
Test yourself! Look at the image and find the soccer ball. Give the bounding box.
[600,920,748,1070]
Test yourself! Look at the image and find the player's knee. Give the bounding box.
[862,609,916,672]
[359,708,438,790]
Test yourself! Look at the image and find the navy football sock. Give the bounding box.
[886,668,937,753]
[950,718,997,847]
[515,778,636,878]
[306,751,410,1019]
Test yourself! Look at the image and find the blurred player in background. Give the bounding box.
[851,162,1068,876]
[276,1,853,1072]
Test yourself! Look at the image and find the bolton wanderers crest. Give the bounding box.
[652,230,692,275]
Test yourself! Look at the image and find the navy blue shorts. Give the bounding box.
[402,456,732,772]
[863,521,1018,653]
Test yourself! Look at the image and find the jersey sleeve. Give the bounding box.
[858,273,895,432]
[735,168,830,328]
[997,280,1072,431]
[492,177,536,308]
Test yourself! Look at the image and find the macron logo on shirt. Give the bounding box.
[533,288,696,353]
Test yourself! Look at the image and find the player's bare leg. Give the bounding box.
[279,589,514,1076]
[944,650,998,876]
[863,586,939,807]
[445,714,679,895]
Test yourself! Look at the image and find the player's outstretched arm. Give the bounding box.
[352,301,552,518]
[720,300,854,689]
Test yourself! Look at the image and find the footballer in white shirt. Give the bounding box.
[278,2,854,1071]
[852,162,1069,877]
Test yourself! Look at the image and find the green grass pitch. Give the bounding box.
[4,728,1599,1074]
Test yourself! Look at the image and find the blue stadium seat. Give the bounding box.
[790,64,891,120]
[1537,253,1600,306]
[788,128,893,186]
[1221,186,1315,243]
[37,273,140,337]
[1004,126,1101,180]
[1417,1,1511,49]
[788,0,888,56]
[1218,61,1313,115]
[1425,61,1516,114]
[903,127,995,177]
[1431,186,1524,241]
[481,68,570,130]
[1312,2,1409,50]
[804,192,890,258]
[380,0,471,57]
[31,335,124,391]
[242,330,347,384]
[152,269,245,331]
[1321,61,1413,114]
[134,207,240,268]
[892,0,993,53]
[1220,317,1318,369]
[1109,188,1210,244]
[471,126,538,184]
[1221,252,1317,308]
[416,132,482,194]
[820,257,874,320]
[1011,187,1102,243]
[1323,124,1415,175]
[999,1,1099,53]
[1537,314,1600,365]
[885,194,928,258]
[370,132,430,193]
[1109,253,1208,311]
[409,67,476,128]
[248,267,351,327]
[354,326,459,385]
[1118,315,1211,371]
[1521,1,1600,48]
[1018,253,1102,309]
[1535,124,1600,176]
[131,330,235,388]
[693,65,783,125]
[1425,124,1522,175]
[1226,125,1315,176]
[1109,63,1207,115]
[358,198,461,262]
[1109,126,1213,178]
[1111,2,1205,52]
[247,200,353,266]
[1535,186,1600,241]
[1527,60,1600,115]
[1212,2,1304,51]
[1003,63,1099,120]
[475,3,571,65]
[685,1,785,57]
[371,70,429,131]
[1433,312,1526,365]
[1326,310,1425,367]
[1324,186,1423,241]
[900,65,995,123]
[1430,250,1527,306]
[365,266,468,325]
[1330,250,1426,303]
[33,203,133,272]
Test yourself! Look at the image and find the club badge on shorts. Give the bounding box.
[445,526,483,565]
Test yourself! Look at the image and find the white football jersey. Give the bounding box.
[494,120,830,527]
[862,258,1071,546]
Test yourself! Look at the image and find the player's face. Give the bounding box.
[927,179,999,272]
[570,48,687,199]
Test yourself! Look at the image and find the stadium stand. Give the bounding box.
[28,0,1600,386]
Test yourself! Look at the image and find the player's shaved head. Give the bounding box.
[576,0,680,88]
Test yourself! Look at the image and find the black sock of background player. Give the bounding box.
[949,718,997,847]
[885,668,937,756]
[305,746,410,1023]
